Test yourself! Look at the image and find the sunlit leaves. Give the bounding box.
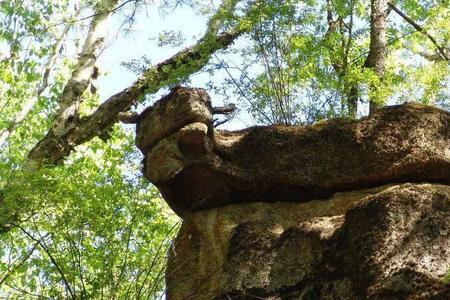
[210,0,449,124]
[0,127,179,298]
[156,30,186,48]
[0,1,180,298]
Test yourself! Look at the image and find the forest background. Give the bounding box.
[0,0,449,298]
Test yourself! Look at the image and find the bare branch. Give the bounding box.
[388,1,449,61]
[43,0,137,31]
[212,103,236,115]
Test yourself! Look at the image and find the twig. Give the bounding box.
[388,1,449,61]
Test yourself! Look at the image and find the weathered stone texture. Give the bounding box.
[166,184,450,299]
[136,87,450,216]
[136,86,213,154]
[135,87,450,299]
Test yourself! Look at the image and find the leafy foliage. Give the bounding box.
[0,1,179,299]
[0,0,450,298]
[208,0,450,124]
[0,128,179,299]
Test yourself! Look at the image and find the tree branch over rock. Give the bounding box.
[24,0,244,171]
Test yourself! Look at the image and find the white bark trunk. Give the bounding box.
[51,0,119,137]
[24,0,243,171]
[0,20,74,146]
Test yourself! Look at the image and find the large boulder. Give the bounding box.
[136,87,450,216]
[135,87,450,299]
[166,184,450,299]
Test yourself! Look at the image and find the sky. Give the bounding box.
[96,1,251,130]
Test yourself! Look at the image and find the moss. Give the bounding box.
[442,270,450,284]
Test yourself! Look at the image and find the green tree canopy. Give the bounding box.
[0,0,449,298]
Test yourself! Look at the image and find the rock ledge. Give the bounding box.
[136,87,450,216]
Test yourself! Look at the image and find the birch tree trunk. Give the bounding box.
[1,0,244,232]
[22,0,119,171]
[24,0,242,171]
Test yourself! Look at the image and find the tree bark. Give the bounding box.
[23,0,242,171]
[365,0,388,114]
[347,84,358,118]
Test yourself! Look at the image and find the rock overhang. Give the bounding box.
[135,87,450,217]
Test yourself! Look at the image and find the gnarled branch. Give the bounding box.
[24,0,244,171]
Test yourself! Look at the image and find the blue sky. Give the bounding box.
[96,2,250,130]
[97,3,204,98]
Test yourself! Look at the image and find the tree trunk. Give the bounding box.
[365,0,388,114]
[347,84,358,118]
